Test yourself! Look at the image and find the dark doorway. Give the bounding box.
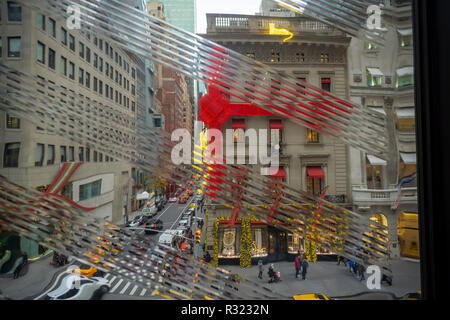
[267,227,288,262]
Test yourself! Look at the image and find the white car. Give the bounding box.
[178,219,189,228]
[169,197,177,203]
[44,275,109,300]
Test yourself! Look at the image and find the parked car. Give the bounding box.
[127,215,149,228]
[144,219,164,235]
[44,275,109,300]
[169,197,177,203]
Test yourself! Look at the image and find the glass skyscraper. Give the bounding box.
[147,0,196,33]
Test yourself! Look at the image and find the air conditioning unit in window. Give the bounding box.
[385,76,392,85]
[353,74,362,83]
[151,114,165,129]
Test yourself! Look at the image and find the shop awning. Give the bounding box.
[270,167,286,179]
[400,152,417,165]
[270,119,284,129]
[396,107,415,118]
[396,66,414,77]
[136,191,151,200]
[367,68,384,76]
[307,167,325,178]
[367,155,387,166]
[397,28,413,36]
[232,119,245,130]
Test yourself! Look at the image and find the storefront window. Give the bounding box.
[288,233,304,254]
[218,227,239,258]
[251,227,268,257]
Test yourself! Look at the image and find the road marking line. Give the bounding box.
[129,285,139,295]
[110,278,123,293]
[120,281,131,295]
[140,288,147,296]
[108,276,117,285]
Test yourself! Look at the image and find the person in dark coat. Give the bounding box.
[294,255,301,278]
[258,259,264,279]
[204,251,211,263]
[301,256,309,280]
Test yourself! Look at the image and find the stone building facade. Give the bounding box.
[348,0,418,259]
[0,1,140,224]
[200,13,354,264]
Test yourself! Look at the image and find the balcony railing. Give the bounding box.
[206,13,342,36]
[352,187,417,207]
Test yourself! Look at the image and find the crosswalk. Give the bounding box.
[104,273,155,298]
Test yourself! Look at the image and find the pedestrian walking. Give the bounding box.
[301,256,309,280]
[258,259,264,279]
[294,255,301,278]
[358,263,366,281]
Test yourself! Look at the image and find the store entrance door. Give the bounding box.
[267,227,288,262]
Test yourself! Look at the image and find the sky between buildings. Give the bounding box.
[196,0,262,33]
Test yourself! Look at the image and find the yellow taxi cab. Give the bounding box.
[73,264,98,278]
[293,293,331,300]
[406,291,422,300]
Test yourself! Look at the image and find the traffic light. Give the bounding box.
[195,229,201,244]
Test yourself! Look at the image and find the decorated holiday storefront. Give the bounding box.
[208,213,335,267]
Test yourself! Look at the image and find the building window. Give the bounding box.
[396,67,414,88]
[288,233,304,255]
[79,179,102,201]
[37,13,45,30]
[99,80,103,95]
[68,146,74,162]
[79,42,84,58]
[8,36,21,57]
[306,166,324,196]
[218,226,238,258]
[3,142,20,168]
[60,56,67,76]
[48,48,55,69]
[6,114,20,129]
[106,62,109,76]
[60,146,67,162]
[85,72,90,88]
[398,29,413,47]
[78,147,84,161]
[365,42,378,50]
[131,85,135,96]
[48,18,56,37]
[252,227,268,257]
[246,52,255,59]
[69,34,75,51]
[367,67,383,87]
[94,53,98,68]
[296,52,305,62]
[320,53,329,63]
[35,144,44,167]
[8,2,22,21]
[366,163,382,189]
[61,182,73,200]
[105,84,109,98]
[37,41,45,64]
[270,50,280,62]
[86,148,90,162]
[321,78,331,92]
[93,150,98,162]
[61,27,67,45]
[99,57,103,72]
[132,68,135,79]
[86,47,90,63]
[93,77,98,92]
[307,128,319,143]
[99,153,103,162]
[47,145,55,165]
[79,68,84,85]
[99,39,103,50]
[132,101,135,112]
[68,62,75,80]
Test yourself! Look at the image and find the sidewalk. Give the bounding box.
[223,259,421,299]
